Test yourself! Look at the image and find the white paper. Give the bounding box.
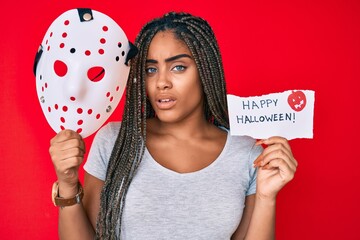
[227,90,315,140]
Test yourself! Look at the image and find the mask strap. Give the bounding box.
[33,44,43,76]
[77,8,93,22]
[125,41,138,66]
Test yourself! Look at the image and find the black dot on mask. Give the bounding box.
[40,75,42,80]
[121,51,125,56]
[118,42,122,48]
[115,56,119,62]
[70,48,76,53]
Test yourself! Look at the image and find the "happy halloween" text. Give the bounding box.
[241,99,278,109]
[236,112,295,124]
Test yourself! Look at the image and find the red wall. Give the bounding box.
[1,1,359,239]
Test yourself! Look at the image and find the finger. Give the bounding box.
[50,129,82,145]
[262,144,292,164]
[259,148,297,172]
[262,158,295,182]
[253,147,295,170]
[256,137,292,161]
[256,137,297,168]
[50,136,85,153]
[56,138,85,152]
[49,141,85,162]
[79,138,86,154]
[266,144,298,169]
[265,149,296,172]
[50,146,84,164]
[261,136,292,153]
[61,147,85,161]
[253,154,263,168]
[257,136,291,154]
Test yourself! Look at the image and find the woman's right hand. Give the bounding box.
[49,130,85,195]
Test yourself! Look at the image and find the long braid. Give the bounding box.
[174,13,228,127]
[96,11,229,239]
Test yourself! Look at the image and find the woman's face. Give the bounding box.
[145,31,204,124]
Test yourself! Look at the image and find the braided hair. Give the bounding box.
[96,11,229,239]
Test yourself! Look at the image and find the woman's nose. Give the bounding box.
[156,70,172,90]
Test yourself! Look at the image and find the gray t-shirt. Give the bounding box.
[84,122,262,239]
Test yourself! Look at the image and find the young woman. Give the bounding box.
[49,12,297,239]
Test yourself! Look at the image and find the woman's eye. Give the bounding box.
[172,65,186,72]
[145,67,157,74]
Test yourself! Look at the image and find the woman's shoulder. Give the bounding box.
[218,126,256,146]
[229,134,256,144]
[97,121,121,136]
[227,134,260,152]
[224,134,263,169]
[84,121,122,181]
[91,121,121,146]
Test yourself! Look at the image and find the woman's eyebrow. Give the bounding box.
[165,54,192,62]
[145,59,157,64]
[145,54,192,64]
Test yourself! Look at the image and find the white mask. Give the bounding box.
[34,8,137,138]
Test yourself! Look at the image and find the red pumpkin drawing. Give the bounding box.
[288,90,307,112]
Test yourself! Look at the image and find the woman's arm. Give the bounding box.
[232,137,297,240]
[82,172,104,230]
[57,173,103,239]
[232,194,276,240]
[57,186,96,240]
[243,195,276,240]
[50,130,103,239]
[231,195,255,239]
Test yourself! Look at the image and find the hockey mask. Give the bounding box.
[34,8,137,138]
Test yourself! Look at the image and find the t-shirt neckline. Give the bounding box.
[144,130,231,177]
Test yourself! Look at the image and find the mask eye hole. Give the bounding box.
[88,66,105,82]
[54,60,68,77]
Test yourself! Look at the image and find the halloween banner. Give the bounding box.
[227,90,315,140]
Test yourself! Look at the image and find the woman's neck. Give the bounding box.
[146,116,217,140]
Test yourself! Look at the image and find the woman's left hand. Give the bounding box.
[253,136,298,200]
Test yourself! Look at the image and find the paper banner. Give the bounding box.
[227,90,315,140]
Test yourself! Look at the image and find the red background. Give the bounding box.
[0,0,359,239]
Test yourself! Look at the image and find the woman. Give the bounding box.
[50,12,297,239]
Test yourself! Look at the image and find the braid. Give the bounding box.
[95,11,229,239]
[172,13,228,127]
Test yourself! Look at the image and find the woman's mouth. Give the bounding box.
[156,98,176,109]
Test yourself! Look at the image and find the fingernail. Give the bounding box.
[256,139,268,145]
[253,156,261,164]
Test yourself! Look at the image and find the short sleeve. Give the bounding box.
[246,144,263,196]
[83,122,121,181]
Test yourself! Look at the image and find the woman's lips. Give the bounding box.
[155,98,176,110]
